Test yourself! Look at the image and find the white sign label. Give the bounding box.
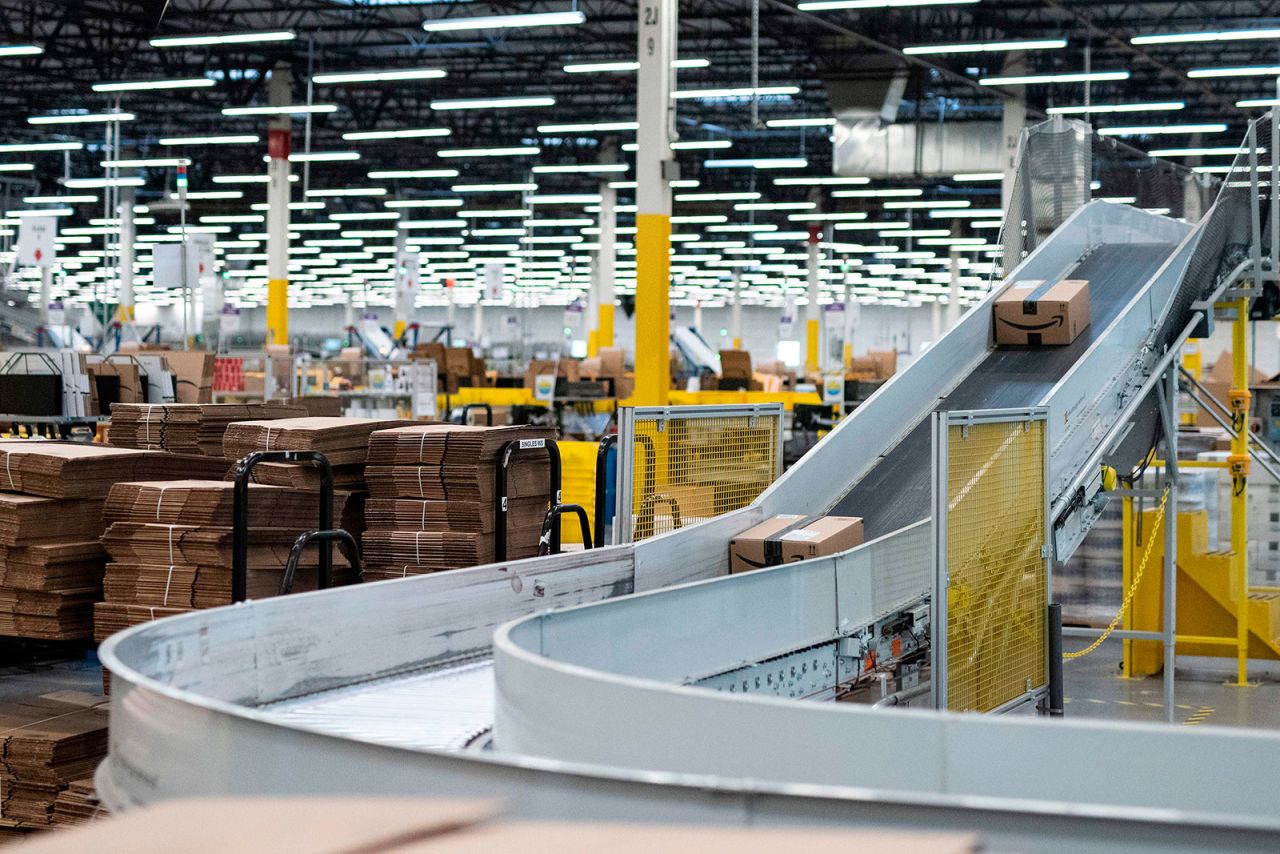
[823,372,844,404]
[47,300,65,327]
[395,251,421,317]
[153,236,215,289]
[17,217,56,267]
[482,262,506,301]
[519,437,547,448]
[219,304,240,334]
[563,301,584,328]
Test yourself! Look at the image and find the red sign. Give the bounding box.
[268,128,291,159]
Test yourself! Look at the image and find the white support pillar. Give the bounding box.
[842,274,854,368]
[1000,52,1027,213]
[595,148,617,354]
[38,266,51,324]
[393,214,411,340]
[634,0,676,405]
[804,224,821,376]
[117,187,135,321]
[265,61,293,347]
[946,250,962,330]
[472,299,484,348]
[730,269,743,350]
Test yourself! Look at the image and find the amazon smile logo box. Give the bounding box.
[993,278,1091,346]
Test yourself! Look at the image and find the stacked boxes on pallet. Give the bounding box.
[0,443,226,642]
[108,402,305,455]
[363,425,554,580]
[0,693,108,829]
[94,481,355,641]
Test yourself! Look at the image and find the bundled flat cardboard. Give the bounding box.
[51,778,105,825]
[0,693,108,825]
[365,496,545,534]
[103,561,357,608]
[993,278,1091,346]
[93,602,191,642]
[14,797,980,853]
[0,443,228,499]
[223,416,406,465]
[729,514,864,573]
[103,480,346,528]
[110,402,305,455]
[0,542,106,592]
[102,523,348,569]
[367,424,553,466]
[0,495,103,546]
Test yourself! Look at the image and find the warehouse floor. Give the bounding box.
[1062,638,1280,728]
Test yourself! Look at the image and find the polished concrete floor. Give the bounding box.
[1062,637,1280,728]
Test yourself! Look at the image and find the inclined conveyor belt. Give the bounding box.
[835,242,1179,537]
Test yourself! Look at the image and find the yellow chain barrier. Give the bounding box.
[1064,486,1170,661]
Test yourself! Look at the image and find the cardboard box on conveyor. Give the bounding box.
[729,514,864,574]
[993,278,1091,346]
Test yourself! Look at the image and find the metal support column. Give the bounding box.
[38,265,51,324]
[265,61,293,348]
[596,155,617,352]
[117,186,135,322]
[393,213,410,340]
[805,224,820,376]
[731,269,743,350]
[1000,52,1027,213]
[1157,367,1178,722]
[634,0,675,406]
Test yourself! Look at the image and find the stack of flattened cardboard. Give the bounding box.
[0,443,228,499]
[95,481,353,640]
[50,778,104,826]
[109,402,305,455]
[0,444,224,642]
[222,417,406,538]
[0,693,108,828]
[362,425,553,581]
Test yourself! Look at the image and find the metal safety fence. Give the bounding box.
[615,404,784,544]
[933,408,1050,713]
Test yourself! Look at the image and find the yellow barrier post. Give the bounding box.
[1122,494,1134,678]
[804,225,821,378]
[1229,297,1252,686]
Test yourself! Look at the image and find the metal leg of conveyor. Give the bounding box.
[1157,367,1179,723]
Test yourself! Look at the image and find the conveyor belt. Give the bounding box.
[835,242,1178,538]
[259,659,494,751]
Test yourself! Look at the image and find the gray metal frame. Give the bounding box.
[614,403,784,544]
[931,407,1051,713]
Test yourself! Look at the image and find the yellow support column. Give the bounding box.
[1229,297,1252,686]
[265,61,293,348]
[635,214,671,405]
[598,303,615,350]
[804,225,821,377]
[633,0,674,406]
[587,329,599,358]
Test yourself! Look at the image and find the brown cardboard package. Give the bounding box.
[598,346,626,376]
[729,514,864,573]
[719,349,752,379]
[15,797,979,853]
[162,352,215,404]
[993,278,1091,346]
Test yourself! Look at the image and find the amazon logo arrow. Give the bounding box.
[1000,313,1065,332]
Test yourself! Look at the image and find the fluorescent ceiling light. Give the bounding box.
[150,30,295,48]
[423,11,585,32]
[385,199,465,207]
[673,86,799,99]
[537,121,638,133]
[7,208,74,217]
[1148,146,1250,157]
[212,174,299,184]
[797,0,978,10]
[159,134,259,145]
[0,163,34,172]
[532,163,628,174]
[452,183,536,193]
[1048,101,1184,115]
[287,151,360,162]
[223,104,337,116]
[457,209,531,218]
[1133,28,1280,45]
[1097,123,1227,136]
[669,140,731,150]
[343,127,450,140]
[706,158,807,169]
[331,212,400,221]
[368,169,459,179]
[101,157,189,168]
[28,112,135,125]
[952,172,1003,181]
[306,188,388,197]
[832,188,923,198]
[93,77,215,92]
[530,194,600,205]
[735,202,816,211]
[437,146,540,158]
[431,96,554,110]
[980,70,1128,85]
[1237,98,1280,108]
[562,58,708,73]
[0,141,82,152]
[62,177,145,188]
[765,117,835,128]
[775,176,869,185]
[675,192,760,201]
[905,38,1066,55]
[0,45,43,56]
[24,195,97,204]
[1187,65,1280,79]
[314,68,446,84]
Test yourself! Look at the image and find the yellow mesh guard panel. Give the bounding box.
[630,411,780,541]
[557,441,598,544]
[946,418,1047,712]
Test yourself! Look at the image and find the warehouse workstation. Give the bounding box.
[4,1,1280,851]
